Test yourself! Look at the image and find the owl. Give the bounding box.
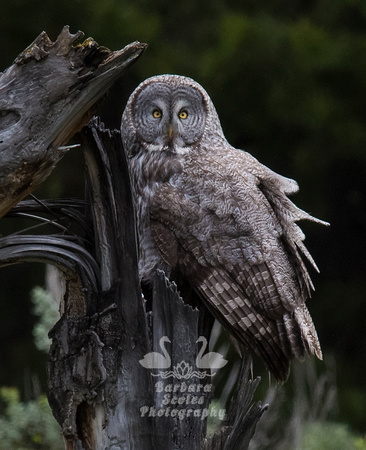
[121,74,327,382]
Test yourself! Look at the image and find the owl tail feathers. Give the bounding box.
[294,303,323,361]
[196,268,293,383]
[254,304,323,383]
[196,268,322,383]
[230,337,291,383]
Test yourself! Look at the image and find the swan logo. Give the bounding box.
[139,336,228,379]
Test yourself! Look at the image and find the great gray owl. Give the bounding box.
[121,74,328,382]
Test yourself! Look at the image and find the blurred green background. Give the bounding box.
[0,0,365,446]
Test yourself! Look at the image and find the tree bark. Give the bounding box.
[0,26,146,219]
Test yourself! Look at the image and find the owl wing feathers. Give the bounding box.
[151,208,292,380]
[150,146,323,381]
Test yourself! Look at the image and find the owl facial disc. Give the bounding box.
[130,80,208,153]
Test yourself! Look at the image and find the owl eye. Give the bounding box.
[152,109,162,118]
[178,110,188,119]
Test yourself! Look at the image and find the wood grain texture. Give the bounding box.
[0,26,146,218]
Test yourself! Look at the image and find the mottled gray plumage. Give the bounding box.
[121,74,328,382]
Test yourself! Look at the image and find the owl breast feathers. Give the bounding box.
[121,74,328,382]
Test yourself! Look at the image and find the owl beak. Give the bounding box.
[164,123,176,150]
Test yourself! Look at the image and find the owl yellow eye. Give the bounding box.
[152,109,162,118]
[179,110,188,119]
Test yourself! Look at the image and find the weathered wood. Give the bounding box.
[0,26,146,219]
[46,120,154,448]
[203,360,268,449]
[150,271,213,449]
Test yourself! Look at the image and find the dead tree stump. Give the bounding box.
[0,26,146,218]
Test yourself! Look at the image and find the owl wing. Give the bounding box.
[150,147,326,381]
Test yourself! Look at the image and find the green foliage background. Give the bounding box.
[0,0,365,437]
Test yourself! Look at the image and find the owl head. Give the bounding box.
[121,75,225,156]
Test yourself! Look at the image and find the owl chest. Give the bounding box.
[130,151,183,281]
[131,176,161,282]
